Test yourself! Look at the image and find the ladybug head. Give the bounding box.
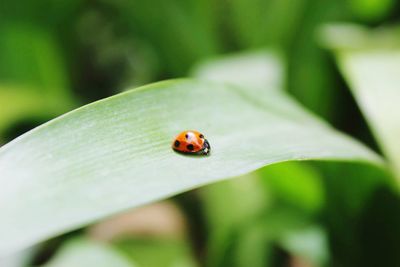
[202,139,211,155]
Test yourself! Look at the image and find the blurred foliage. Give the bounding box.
[1,0,400,266]
[115,238,198,267]
[200,163,329,267]
[43,237,135,267]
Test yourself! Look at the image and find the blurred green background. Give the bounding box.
[1,0,400,266]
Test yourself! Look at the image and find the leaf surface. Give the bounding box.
[0,79,381,255]
[321,24,400,177]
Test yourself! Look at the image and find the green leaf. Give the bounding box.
[200,173,269,267]
[0,24,76,138]
[0,24,72,100]
[191,50,283,91]
[348,0,395,22]
[196,52,327,266]
[228,0,307,48]
[321,24,400,178]
[116,0,219,75]
[338,51,400,177]
[115,239,197,267]
[0,79,382,256]
[223,209,317,267]
[0,86,48,139]
[0,85,69,140]
[319,162,394,266]
[202,162,327,267]
[286,0,352,121]
[44,238,136,267]
[280,226,329,265]
[259,162,325,214]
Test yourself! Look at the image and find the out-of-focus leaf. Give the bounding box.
[348,0,395,22]
[322,24,400,178]
[338,51,400,176]
[228,0,307,49]
[319,162,395,266]
[0,87,50,140]
[215,208,316,267]
[44,238,135,267]
[0,24,76,139]
[192,50,283,91]
[202,161,326,267]
[201,173,268,231]
[0,78,382,256]
[115,239,197,267]
[259,162,324,214]
[287,0,351,121]
[200,173,269,267]
[232,222,272,267]
[114,0,219,75]
[356,185,400,267]
[280,226,329,266]
[0,24,72,100]
[319,24,400,51]
[0,0,82,28]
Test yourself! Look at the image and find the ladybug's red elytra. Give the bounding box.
[172,130,210,155]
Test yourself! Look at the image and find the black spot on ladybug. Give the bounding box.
[187,144,194,151]
[185,134,189,139]
[174,140,180,147]
[199,134,204,138]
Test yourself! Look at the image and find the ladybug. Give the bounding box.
[172,130,210,155]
